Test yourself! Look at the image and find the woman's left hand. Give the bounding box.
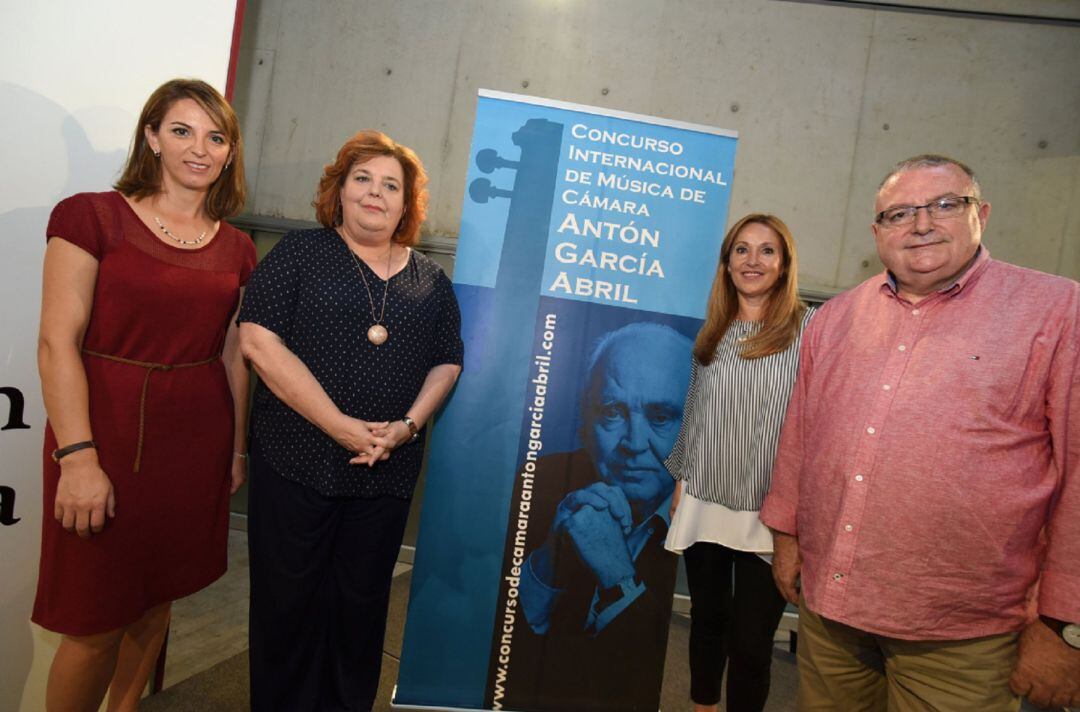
[230,453,248,494]
[347,420,408,466]
[669,479,683,521]
[370,420,412,452]
[345,417,401,468]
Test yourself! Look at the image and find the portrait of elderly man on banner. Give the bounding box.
[487,301,698,712]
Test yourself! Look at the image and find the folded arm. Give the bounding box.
[239,321,387,465]
[371,363,461,452]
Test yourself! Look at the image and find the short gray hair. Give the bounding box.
[877,154,982,201]
[579,322,691,423]
[582,322,689,392]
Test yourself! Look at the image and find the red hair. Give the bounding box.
[313,130,428,246]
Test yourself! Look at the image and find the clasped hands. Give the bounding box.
[546,482,637,590]
[337,416,413,467]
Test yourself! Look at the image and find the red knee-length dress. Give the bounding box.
[32,191,256,636]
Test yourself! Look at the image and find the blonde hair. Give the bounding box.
[693,213,806,364]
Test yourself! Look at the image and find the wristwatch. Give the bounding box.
[401,416,420,443]
[1041,615,1080,650]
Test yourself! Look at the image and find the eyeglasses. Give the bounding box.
[875,196,979,228]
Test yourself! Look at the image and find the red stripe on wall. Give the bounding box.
[225,0,248,101]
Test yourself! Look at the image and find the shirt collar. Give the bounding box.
[625,492,672,560]
[630,492,673,538]
[881,245,990,299]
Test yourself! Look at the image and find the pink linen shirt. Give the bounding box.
[760,248,1080,640]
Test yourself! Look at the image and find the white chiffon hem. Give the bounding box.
[664,490,773,562]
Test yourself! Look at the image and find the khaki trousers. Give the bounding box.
[797,599,1020,712]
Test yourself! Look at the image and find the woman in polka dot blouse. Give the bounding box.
[238,130,463,711]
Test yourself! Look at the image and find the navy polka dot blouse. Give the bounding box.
[239,228,464,498]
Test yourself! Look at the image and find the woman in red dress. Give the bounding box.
[33,79,255,712]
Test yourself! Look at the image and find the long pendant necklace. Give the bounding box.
[154,216,207,245]
[349,244,392,345]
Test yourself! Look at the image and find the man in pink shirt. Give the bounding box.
[760,155,1080,710]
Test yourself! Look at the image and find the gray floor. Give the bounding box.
[147,528,799,711]
[160,530,250,686]
[150,531,1068,712]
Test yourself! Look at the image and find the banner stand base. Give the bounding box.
[390,687,664,712]
[390,687,490,711]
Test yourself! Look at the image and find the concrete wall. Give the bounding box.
[231,0,1080,292]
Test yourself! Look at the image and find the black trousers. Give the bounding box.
[247,441,410,712]
[683,542,788,711]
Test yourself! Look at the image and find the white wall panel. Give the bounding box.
[0,1,238,708]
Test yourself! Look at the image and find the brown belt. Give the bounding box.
[83,350,220,472]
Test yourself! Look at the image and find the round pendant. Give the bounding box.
[367,324,388,345]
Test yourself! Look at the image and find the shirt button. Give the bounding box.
[912,309,920,316]
[882,384,891,391]
[898,344,907,352]
[855,475,864,482]
[866,426,876,434]
[844,524,853,532]
[833,573,844,581]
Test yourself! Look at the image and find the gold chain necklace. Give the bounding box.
[349,244,393,345]
[153,216,207,245]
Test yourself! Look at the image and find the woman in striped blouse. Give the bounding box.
[665,213,814,712]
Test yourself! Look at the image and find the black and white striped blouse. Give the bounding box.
[665,308,815,511]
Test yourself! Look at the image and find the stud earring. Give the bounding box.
[153,150,161,158]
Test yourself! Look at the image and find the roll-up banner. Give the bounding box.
[395,91,737,712]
